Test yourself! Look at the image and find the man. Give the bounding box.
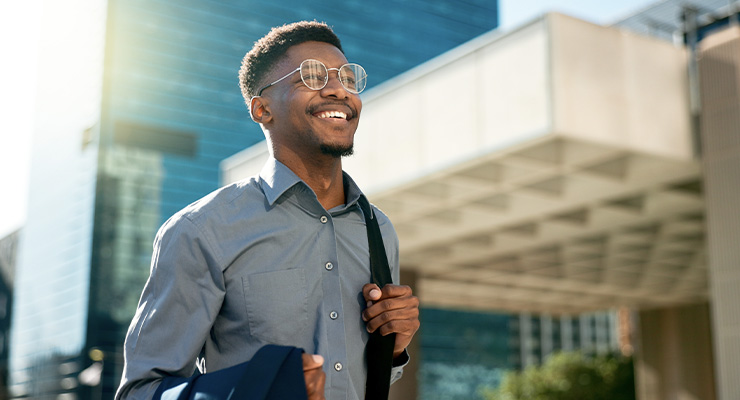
[116,21,420,400]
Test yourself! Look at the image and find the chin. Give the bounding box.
[320,144,354,158]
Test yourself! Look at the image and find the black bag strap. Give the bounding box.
[358,196,395,400]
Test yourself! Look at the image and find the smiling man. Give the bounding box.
[116,21,419,400]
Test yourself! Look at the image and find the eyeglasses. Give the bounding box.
[256,59,367,97]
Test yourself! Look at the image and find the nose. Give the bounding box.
[320,69,349,99]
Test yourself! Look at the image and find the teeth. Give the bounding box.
[317,111,347,120]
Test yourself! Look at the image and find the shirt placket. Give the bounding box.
[318,211,350,399]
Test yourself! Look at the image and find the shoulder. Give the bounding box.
[370,203,398,242]
[159,176,263,237]
[371,204,393,227]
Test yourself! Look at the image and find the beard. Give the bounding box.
[320,143,354,158]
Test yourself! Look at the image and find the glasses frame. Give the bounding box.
[255,59,366,97]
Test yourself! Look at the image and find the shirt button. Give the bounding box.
[325,262,334,271]
[334,362,343,371]
[330,311,338,320]
[320,215,328,223]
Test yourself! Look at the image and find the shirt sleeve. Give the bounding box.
[390,349,410,384]
[115,215,225,400]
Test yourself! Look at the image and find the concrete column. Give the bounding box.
[519,313,533,367]
[561,316,573,352]
[634,304,715,400]
[389,268,419,400]
[579,314,592,355]
[699,26,740,400]
[540,314,553,360]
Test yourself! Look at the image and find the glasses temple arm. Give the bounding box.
[256,67,301,97]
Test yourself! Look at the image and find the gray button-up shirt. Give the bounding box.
[116,157,405,400]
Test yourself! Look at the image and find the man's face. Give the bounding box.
[259,41,362,158]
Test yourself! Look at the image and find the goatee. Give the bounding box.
[320,144,354,158]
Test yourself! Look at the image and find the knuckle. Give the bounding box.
[390,320,405,333]
[379,311,392,323]
[384,320,397,332]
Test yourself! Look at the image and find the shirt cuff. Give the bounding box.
[392,349,410,368]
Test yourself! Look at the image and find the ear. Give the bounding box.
[249,97,272,123]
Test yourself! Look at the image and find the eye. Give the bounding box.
[305,73,324,81]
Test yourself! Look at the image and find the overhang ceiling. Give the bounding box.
[370,136,706,314]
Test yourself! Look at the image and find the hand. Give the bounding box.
[302,353,326,400]
[362,284,420,358]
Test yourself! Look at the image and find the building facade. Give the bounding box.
[8,1,498,398]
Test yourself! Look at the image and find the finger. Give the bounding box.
[302,353,324,371]
[362,283,381,303]
[304,367,326,400]
[364,308,419,334]
[363,294,419,321]
[376,318,420,338]
[379,284,412,299]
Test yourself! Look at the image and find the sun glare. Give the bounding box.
[0,1,41,237]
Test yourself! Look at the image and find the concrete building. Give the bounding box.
[223,2,740,398]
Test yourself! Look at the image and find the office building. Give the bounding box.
[417,308,622,400]
[0,231,18,400]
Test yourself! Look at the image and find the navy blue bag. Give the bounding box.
[153,344,307,400]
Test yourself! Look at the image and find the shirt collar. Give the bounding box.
[341,172,365,212]
[259,157,304,207]
[258,156,367,211]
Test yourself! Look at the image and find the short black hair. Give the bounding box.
[239,21,343,104]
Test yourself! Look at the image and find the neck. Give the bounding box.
[274,147,346,210]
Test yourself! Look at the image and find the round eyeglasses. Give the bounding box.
[256,59,367,97]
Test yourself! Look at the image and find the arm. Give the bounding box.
[116,216,225,399]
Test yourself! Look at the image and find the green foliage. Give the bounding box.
[481,352,635,400]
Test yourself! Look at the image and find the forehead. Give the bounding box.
[280,41,348,70]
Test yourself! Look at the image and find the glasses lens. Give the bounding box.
[339,64,367,94]
[300,60,328,90]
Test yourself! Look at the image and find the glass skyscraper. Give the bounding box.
[9,1,498,398]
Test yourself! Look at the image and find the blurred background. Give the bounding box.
[1,0,738,399]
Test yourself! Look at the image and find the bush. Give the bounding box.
[481,352,635,400]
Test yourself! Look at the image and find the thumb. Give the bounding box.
[362,283,382,302]
[302,353,324,371]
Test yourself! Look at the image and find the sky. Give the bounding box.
[0,0,663,239]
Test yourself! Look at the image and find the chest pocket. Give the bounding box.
[242,269,309,344]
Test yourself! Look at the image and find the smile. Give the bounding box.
[315,110,348,120]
